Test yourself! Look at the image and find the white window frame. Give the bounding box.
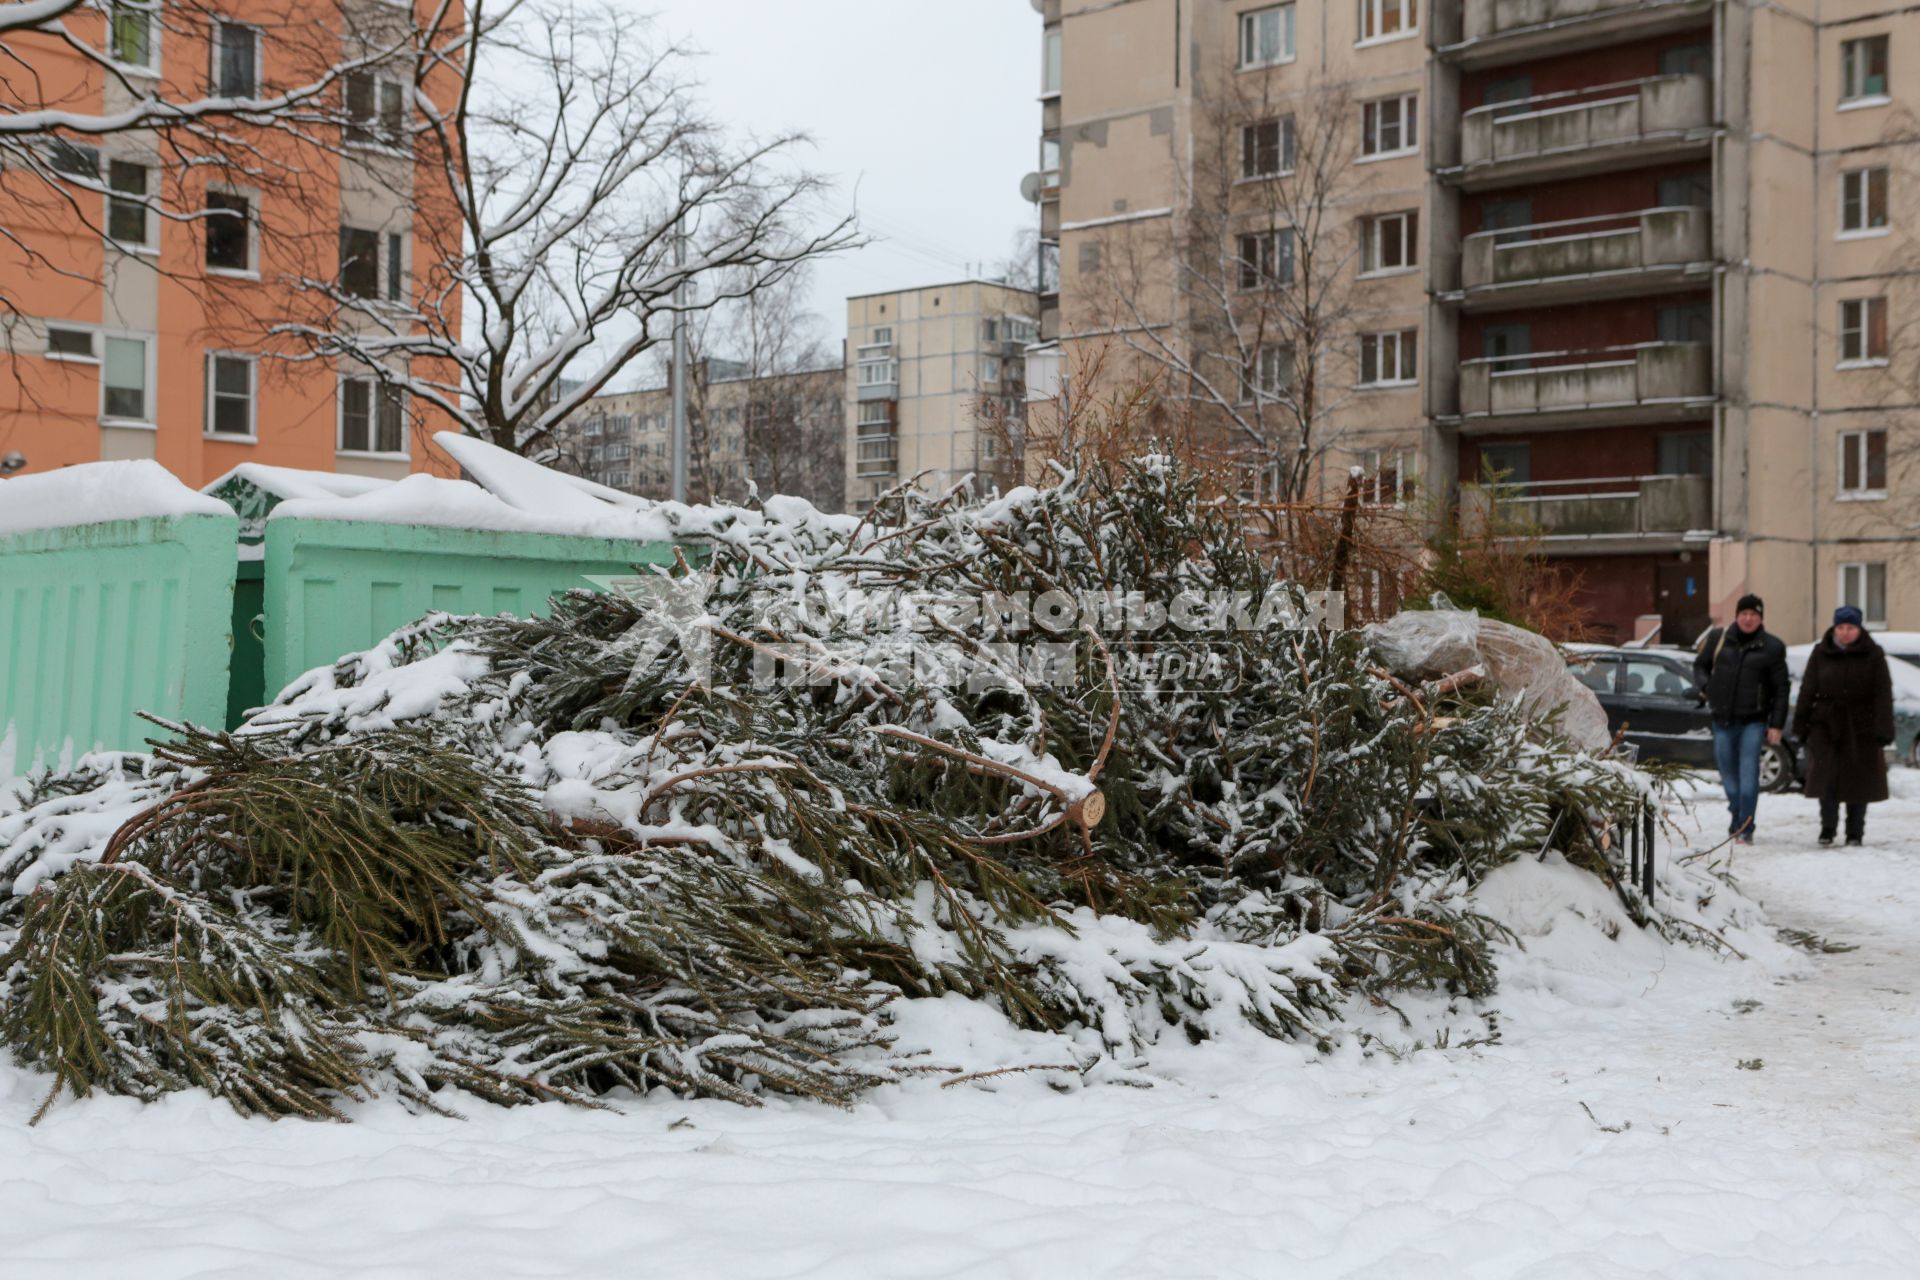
[212,20,261,98]
[1838,297,1888,367]
[1360,210,1419,276]
[1838,429,1889,500]
[1358,446,1417,508]
[1041,26,1062,98]
[1243,343,1293,403]
[203,186,258,277]
[858,359,898,387]
[982,355,1003,384]
[1840,35,1890,108]
[1238,4,1296,70]
[105,158,155,253]
[1358,328,1418,388]
[99,331,156,427]
[204,351,258,440]
[1356,0,1418,47]
[104,0,160,76]
[1237,227,1295,290]
[343,69,408,152]
[43,322,99,363]
[1840,167,1890,238]
[1360,94,1419,160]
[1240,116,1297,180]
[337,374,410,457]
[1839,561,1888,628]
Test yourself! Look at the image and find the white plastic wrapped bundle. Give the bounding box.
[1365,604,1613,753]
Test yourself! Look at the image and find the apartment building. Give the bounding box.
[0,1,460,487]
[846,281,1040,508]
[554,362,845,511]
[1037,0,1920,643]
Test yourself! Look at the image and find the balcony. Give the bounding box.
[1450,0,1714,67]
[1454,75,1712,189]
[1457,207,1711,309]
[1456,341,1713,427]
[1462,473,1713,550]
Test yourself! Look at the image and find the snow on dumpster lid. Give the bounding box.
[202,463,394,503]
[0,460,230,536]
[267,472,682,541]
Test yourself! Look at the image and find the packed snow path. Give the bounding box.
[3,780,1918,1278]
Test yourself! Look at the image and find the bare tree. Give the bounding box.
[1082,75,1364,503]
[273,0,855,456]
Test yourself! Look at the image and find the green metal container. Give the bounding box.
[253,517,677,712]
[1,513,238,771]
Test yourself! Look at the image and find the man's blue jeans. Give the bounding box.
[1712,719,1767,839]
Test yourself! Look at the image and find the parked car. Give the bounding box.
[1566,644,1803,791]
[1785,642,1920,768]
[1861,632,1920,674]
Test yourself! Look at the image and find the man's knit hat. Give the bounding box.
[1736,594,1764,615]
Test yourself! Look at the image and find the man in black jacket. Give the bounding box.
[1693,593,1792,844]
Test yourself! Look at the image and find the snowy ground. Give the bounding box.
[4,776,1919,1278]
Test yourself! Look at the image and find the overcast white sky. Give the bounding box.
[639,0,1042,355]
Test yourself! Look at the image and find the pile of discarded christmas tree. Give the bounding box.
[0,458,1657,1121]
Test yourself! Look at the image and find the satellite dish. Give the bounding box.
[0,451,25,476]
[1030,0,1045,11]
[1020,172,1044,203]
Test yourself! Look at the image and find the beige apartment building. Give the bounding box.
[846,281,1040,508]
[553,362,844,511]
[1035,0,1920,644]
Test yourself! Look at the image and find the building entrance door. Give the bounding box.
[1655,560,1711,647]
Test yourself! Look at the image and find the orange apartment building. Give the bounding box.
[0,0,461,487]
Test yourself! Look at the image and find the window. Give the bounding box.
[204,353,255,437]
[47,139,99,178]
[870,326,893,346]
[102,336,148,421]
[1620,656,1696,701]
[1039,137,1061,192]
[858,359,897,386]
[1841,167,1889,235]
[1657,172,1713,209]
[107,160,150,248]
[1839,429,1888,497]
[344,71,405,148]
[339,376,406,453]
[1361,211,1418,274]
[1245,344,1293,401]
[1657,429,1712,476]
[1839,561,1888,627]
[1482,75,1532,117]
[1357,0,1415,44]
[1237,228,1295,289]
[1239,4,1295,68]
[1361,95,1418,158]
[1479,441,1530,485]
[1482,197,1533,244]
[1657,301,1712,345]
[1359,447,1416,506]
[339,226,380,298]
[856,402,895,477]
[1658,43,1712,79]
[1840,297,1889,365]
[1241,116,1296,178]
[214,22,258,97]
[1842,36,1890,103]
[1483,321,1531,369]
[1359,329,1417,386]
[109,0,157,72]
[386,232,406,304]
[1042,26,1062,96]
[983,356,1002,383]
[46,325,95,360]
[204,191,251,271]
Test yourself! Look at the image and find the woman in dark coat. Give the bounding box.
[1792,605,1897,846]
